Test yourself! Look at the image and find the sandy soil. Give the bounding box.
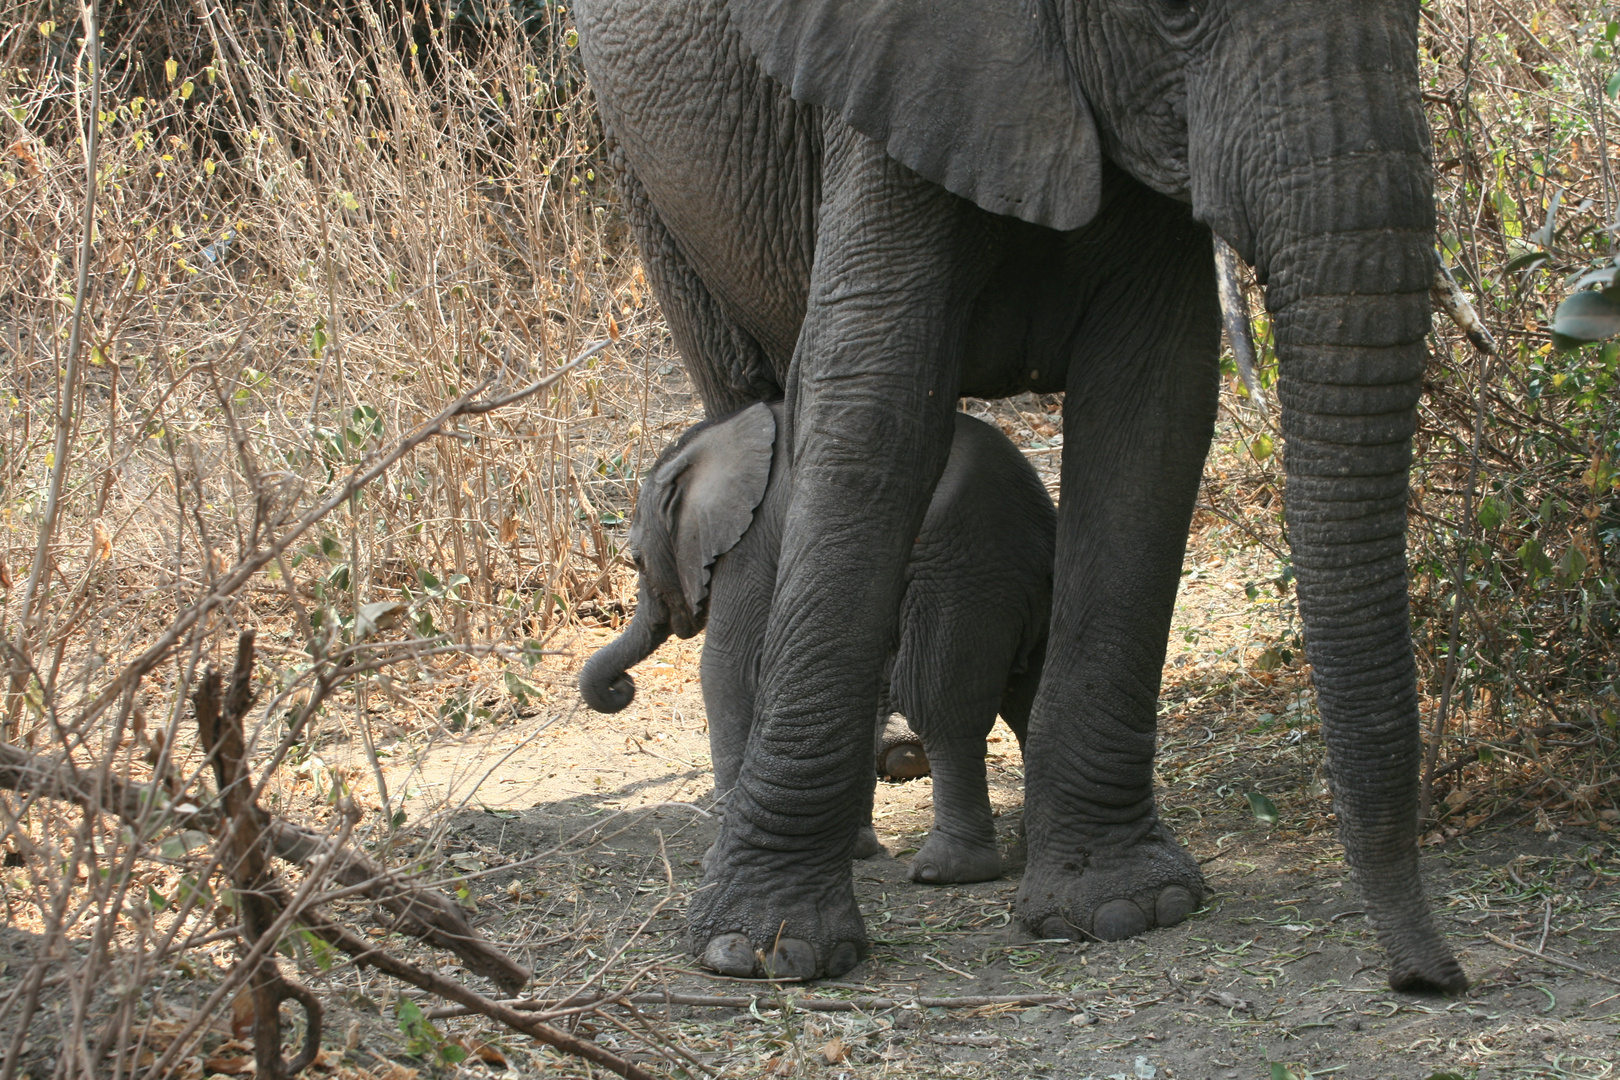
[317,456,1620,1080]
[22,394,1609,1080]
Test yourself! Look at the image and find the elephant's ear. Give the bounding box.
[657,402,777,616]
[726,0,1101,230]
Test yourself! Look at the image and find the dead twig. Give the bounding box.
[1484,933,1620,988]
[429,990,1080,1020]
[73,340,608,735]
[300,914,658,1080]
[193,632,321,1080]
[0,734,528,992]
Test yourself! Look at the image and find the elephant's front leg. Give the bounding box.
[1018,205,1223,942]
[690,128,990,980]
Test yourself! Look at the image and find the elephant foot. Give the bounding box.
[909,831,1001,884]
[876,714,930,780]
[852,826,886,861]
[1017,821,1206,941]
[690,839,868,980]
[1384,924,1469,994]
[880,742,930,779]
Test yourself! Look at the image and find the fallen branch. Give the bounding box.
[429,990,1079,1020]
[194,634,321,1080]
[303,914,659,1080]
[1483,932,1620,988]
[139,633,654,1080]
[0,743,528,993]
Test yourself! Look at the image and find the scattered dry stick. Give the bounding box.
[430,990,1080,1020]
[0,731,528,992]
[1484,932,1620,988]
[194,633,321,1080]
[300,915,660,1080]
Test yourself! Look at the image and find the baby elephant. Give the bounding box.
[579,401,1054,884]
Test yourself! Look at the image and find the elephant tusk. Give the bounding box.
[1431,252,1497,355]
[1213,236,1269,419]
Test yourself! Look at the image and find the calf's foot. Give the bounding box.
[1018,819,1204,941]
[909,830,1001,884]
[852,826,886,860]
[876,714,930,780]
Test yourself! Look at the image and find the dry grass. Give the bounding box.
[0,0,1615,1077]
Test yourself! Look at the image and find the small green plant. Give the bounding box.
[394,997,468,1067]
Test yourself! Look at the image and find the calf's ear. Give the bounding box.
[654,402,777,616]
[726,0,1101,230]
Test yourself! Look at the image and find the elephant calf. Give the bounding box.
[580,401,1055,884]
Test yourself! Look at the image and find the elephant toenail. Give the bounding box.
[881,743,930,780]
[825,941,860,977]
[764,938,817,980]
[1156,885,1197,928]
[701,933,758,977]
[912,862,939,883]
[1038,916,1076,940]
[1093,899,1148,941]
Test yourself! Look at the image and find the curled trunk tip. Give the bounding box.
[580,667,637,713]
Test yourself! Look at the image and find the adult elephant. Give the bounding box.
[575,0,1466,993]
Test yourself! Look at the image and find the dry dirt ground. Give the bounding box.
[286,401,1620,1080]
[35,395,1613,1080]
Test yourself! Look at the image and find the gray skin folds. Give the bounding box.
[575,0,1466,992]
[580,402,1055,887]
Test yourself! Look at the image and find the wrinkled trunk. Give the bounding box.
[578,586,672,713]
[1192,1,1466,993]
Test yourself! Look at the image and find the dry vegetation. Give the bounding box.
[0,0,1614,1078]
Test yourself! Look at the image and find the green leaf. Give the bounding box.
[1425,1074,1467,1080]
[1246,791,1280,826]
[1502,249,1547,275]
[417,569,441,592]
[1556,544,1588,585]
[395,997,424,1033]
[1248,432,1274,461]
[356,601,406,640]
[299,927,338,970]
[172,873,212,909]
[1608,70,1620,99]
[159,829,213,860]
[1552,289,1620,351]
[1476,494,1506,531]
[1517,538,1554,581]
[1569,262,1620,294]
[520,639,547,666]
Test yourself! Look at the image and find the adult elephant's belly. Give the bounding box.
[577,0,819,379]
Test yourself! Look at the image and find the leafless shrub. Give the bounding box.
[0,0,688,1074]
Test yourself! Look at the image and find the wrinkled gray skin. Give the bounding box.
[580,402,1054,886]
[575,0,1467,992]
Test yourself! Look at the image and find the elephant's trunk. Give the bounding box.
[579,586,673,713]
[1194,2,1466,994]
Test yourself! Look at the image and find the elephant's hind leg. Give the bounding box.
[906,733,1003,884]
